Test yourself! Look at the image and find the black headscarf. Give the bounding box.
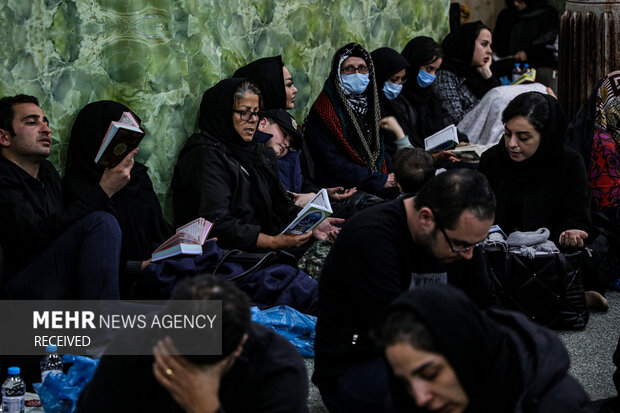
[383,285,523,412]
[370,47,421,149]
[62,101,174,262]
[401,36,441,105]
[233,56,286,110]
[498,92,566,182]
[197,78,292,233]
[371,47,409,89]
[441,21,495,99]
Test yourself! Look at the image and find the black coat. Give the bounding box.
[478,143,591,242]
[76,322,309,413]
[171,132,298,251]
[0,156,110,282]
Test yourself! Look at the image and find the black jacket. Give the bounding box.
[76,322,309,413]
[313,199,498,392]
[0,156,109,282]
[171,133,299,251]
[478,144,591,242]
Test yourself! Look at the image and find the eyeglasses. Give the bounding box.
[341,65,369,75]
[430,208,484,253]
[233,109,261,121]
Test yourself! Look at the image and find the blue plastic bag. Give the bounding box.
[251,305,316,357]
[36,355,99,413]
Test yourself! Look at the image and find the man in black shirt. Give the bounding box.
[0,94,136,299]
[77,275,309,413]
[314,168,497,412]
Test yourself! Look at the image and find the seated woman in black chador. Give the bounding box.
[303,43,398,199]
[171,78,341,252]
[477,92,590,248]
[370,47,418,155]
[62,101,174,294]
[434,21,501,125]
[400,36,462,143]
[378,285,593,412]
[492,0,559,77]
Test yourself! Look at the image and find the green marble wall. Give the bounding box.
[0,0,449,215]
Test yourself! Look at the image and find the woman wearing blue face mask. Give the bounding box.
[303,43,399,199]
[401,36,470,145]
[370,47,424,155]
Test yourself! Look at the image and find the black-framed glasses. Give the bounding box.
[341,65,369,74]
[233,109,261,121]
[430,208,484,253]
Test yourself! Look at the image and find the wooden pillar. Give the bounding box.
[559,0,620,119]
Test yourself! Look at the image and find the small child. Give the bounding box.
[393,148,435,195]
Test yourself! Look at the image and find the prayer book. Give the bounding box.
[452,144,483,161]
[424,124,459,153]
[511,68,537,85]
[95,111,145,168]
[282,188,332,235]
[151,218,213,262]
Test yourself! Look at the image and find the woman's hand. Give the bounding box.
[431,150,459,162]
[476,57,493,80]
[384,172,397,188]
[312,217,345,241]
[258,232,312,250]
[152,337,238,413]
[327,187,357,201]
[291,192,316,207]
[379,116,405,140]
[514,50,528,62]
[559,230,588,248]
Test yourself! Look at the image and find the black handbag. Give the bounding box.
[485,248,589,330]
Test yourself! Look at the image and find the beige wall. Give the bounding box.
[456,0,506,29]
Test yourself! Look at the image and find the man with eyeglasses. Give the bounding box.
[313,168,498,413]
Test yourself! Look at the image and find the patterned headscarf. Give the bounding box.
[310,43,386,173]
[594,71,620,145]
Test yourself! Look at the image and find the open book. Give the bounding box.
[452,144,483,161]
[424,124,459,153]
[512,68,536,85]
[151,218,213,262]
[282,189,332,235]
[95,111,145,168]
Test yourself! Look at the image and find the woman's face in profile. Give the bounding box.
[386,341,469,413]
[471,29,492,68]
[282,66,298,110]
[503,115,542,162]
[232,92,260,142]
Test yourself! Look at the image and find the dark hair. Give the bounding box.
[233,80,263,110]
[475,22,492,40]
[502,92,550,135]
[377,309,436,352]
[0,94,40,135]
[414,169,495,229]
[166,274,251,365]
[393,148,435,194]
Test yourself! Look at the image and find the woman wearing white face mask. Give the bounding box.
[304,43,398,199]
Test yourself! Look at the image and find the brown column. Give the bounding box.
[559,0,619,119]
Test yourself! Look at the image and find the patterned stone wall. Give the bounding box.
[0,0,449,214]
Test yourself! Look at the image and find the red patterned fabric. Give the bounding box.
[313,91,387,173]
[589,129,620,209]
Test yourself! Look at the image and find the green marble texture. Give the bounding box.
[0,0,449,216]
